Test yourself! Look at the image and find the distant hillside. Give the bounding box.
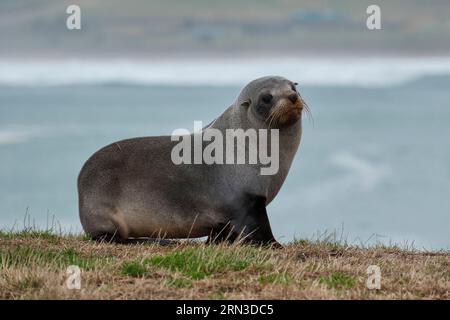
[1,0,450,58]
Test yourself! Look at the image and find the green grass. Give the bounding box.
[166,277,193,288]
[145,246,269,280]
[120,245,271,281]
[259,273,293,285]
[0,246,104,271]
[290,238,311,246]
[0,228,91,243]
[291,231,349,251]
[121,260,148,277]
[1,231,450,299]
[0,230,60,242]
[319,272,357,290]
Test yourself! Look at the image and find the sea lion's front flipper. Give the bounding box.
[229,194,282,248]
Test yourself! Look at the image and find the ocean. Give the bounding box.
[0,58,449,250]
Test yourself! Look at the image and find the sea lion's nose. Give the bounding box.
[288,93,298,103]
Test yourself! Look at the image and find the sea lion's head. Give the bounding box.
[236,76,308,128]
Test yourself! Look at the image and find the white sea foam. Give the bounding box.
[330,152,389,190]
[0,126,46,145]
[1,57,450,87]
[294,151,390,208]
[0,130,31,145]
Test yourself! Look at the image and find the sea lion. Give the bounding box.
[78,76,306,246]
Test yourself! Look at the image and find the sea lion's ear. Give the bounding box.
[241,99,251,108]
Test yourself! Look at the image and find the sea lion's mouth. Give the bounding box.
[266,97,308,128]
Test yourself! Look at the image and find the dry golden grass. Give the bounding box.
[0,231,449,300]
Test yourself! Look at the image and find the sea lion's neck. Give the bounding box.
[208,105,250,130]
[207,104,302,202]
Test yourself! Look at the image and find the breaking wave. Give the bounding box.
[1,57,450,87]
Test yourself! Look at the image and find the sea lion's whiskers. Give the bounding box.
[277,103,292,124]
[301,97,314,125]
[265,113,274,128]
[268,103,286,129]
[266,108,278,129]
[266,105,280,128]
[269,107,282,129]
[267,109,279,129]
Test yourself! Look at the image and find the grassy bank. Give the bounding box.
[0,231,449,299]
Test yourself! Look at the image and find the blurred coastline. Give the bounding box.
[1,0,450,59]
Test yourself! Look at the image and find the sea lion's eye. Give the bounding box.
[262,93,273,104]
